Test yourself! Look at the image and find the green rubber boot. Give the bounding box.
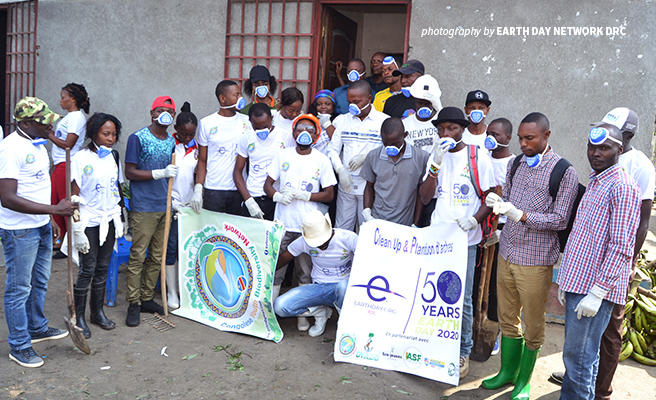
[481,336,525,389]
[510,345,541,400]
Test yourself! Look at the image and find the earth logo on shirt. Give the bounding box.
[84,165,94,176]
[26,153,35,164]
[210,127,218,135]
[282,162,290,171]
[195,235,253,318]
[309,249,319,257]
[248,143,255,153]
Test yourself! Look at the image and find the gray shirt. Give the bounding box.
[360,141,430,226]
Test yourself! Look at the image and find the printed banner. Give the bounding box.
[334,220,468,385]
[173,209,284,342]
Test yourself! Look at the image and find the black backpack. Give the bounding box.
[508,156,586,253]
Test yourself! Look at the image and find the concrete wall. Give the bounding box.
[36,0,229,156]
[409,0,655,182]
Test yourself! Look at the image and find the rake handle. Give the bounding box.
[160,153,175,318]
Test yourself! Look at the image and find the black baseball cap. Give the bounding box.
[249,65,271,82]
[432,107,470,128]
[465,90,491,107]
[392,59,425,76]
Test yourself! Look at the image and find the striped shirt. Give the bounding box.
[556,164,640,305]
[498,147,579,266]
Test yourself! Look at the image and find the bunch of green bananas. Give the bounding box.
[620,290,656,365]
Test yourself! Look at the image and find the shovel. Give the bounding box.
[63,148,91,355]
[470,214,499,362]
[146,153,176,332]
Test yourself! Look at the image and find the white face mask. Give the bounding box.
[155,111,173,126]
[94,142,112,158]
[348,102,370,116]
[255,85,269,98]
[468,110,485,124]
[220,97,246,111]
[347,70,363,82]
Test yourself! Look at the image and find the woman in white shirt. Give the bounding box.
[70,112,124,339]
[50,83,90,256]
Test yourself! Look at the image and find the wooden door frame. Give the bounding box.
[309,0,411,99]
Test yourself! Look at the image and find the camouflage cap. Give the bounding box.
[14,97,61,124]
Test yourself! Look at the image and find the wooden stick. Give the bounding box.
[160,153,175,318]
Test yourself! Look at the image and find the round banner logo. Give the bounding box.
[195,235,253,318]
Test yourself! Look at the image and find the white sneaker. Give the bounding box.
[491,333,500,356]
[459,356,469,379]
[308,307,333,337]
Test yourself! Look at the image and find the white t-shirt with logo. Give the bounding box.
[461,126,487,149]
[52,110,87,165]
[402,113,438,153]
[70,148,124,227]
[431,146,494,246]
[196,112,252,190]
[287,228,358,283]
[619,148,655,201]
[329,109,389,195]
[0,132,51,229]
[236,126,286,197]
[172,139,199,204]
[273,111,295,148]
[267,148,337,232]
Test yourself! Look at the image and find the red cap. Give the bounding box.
[151,96,176,111]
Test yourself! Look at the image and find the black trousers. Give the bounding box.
[75,222,116,293]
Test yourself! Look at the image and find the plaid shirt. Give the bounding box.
[556,164,640,305]
[499,148,579,266]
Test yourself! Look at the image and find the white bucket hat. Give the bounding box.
[301,210,333,248]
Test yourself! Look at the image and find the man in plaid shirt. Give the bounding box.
[482,112,579,400]
[556,123,640,399]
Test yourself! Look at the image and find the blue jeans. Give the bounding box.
[1,224,53,351]
[274,278,349,317]
[560,292,614,400]
[460,245,477,357]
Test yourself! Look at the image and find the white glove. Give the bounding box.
[348,154,367,171]
[492,201,523,222]
[574,289,607,319]
[335,166,353,192]
[318,113,332,129]
[122,207,130,237]
[190,183,203,214]
[245,197,265,219]
[273,191,294,205]
[152,164,179,180]
[288,187,312,202]
[70,195,82,221]
[557,287,566,307]
[483,229,500,248]
[456,216,478,231]
[485,192,503,210]
[72,221,90,254]
[426,137,450,176]
[362,208,374,222]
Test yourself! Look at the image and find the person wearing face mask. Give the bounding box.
[383,59,425,119]
[307,90,338,156]
[241,65,279,115]
[418,106,494,380]
[328,79,389,232]
[164,102,199,310]
[333,58,375,115]
[234,103,286,221]
[483,112,579,399]
[0,97,78,367]
[193,80,252,216]
[264,114,337,332]
[556,124,639,400]
[66,113,125,339]
[123,95,178,327]
[462,90,492,148]
[373,56,401,112]
[403,74,443,226]
[360,118,429,226]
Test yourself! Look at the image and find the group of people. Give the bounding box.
[0,53,652,400]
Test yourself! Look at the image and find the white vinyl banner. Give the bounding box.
[334,219,468,385]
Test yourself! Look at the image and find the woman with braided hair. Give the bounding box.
[49,83,90,258]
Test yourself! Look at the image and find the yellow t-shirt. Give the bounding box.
[373,88,393,112]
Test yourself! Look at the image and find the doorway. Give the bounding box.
[314,2,410,93]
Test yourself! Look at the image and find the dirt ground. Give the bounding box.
[2,217,656,399]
